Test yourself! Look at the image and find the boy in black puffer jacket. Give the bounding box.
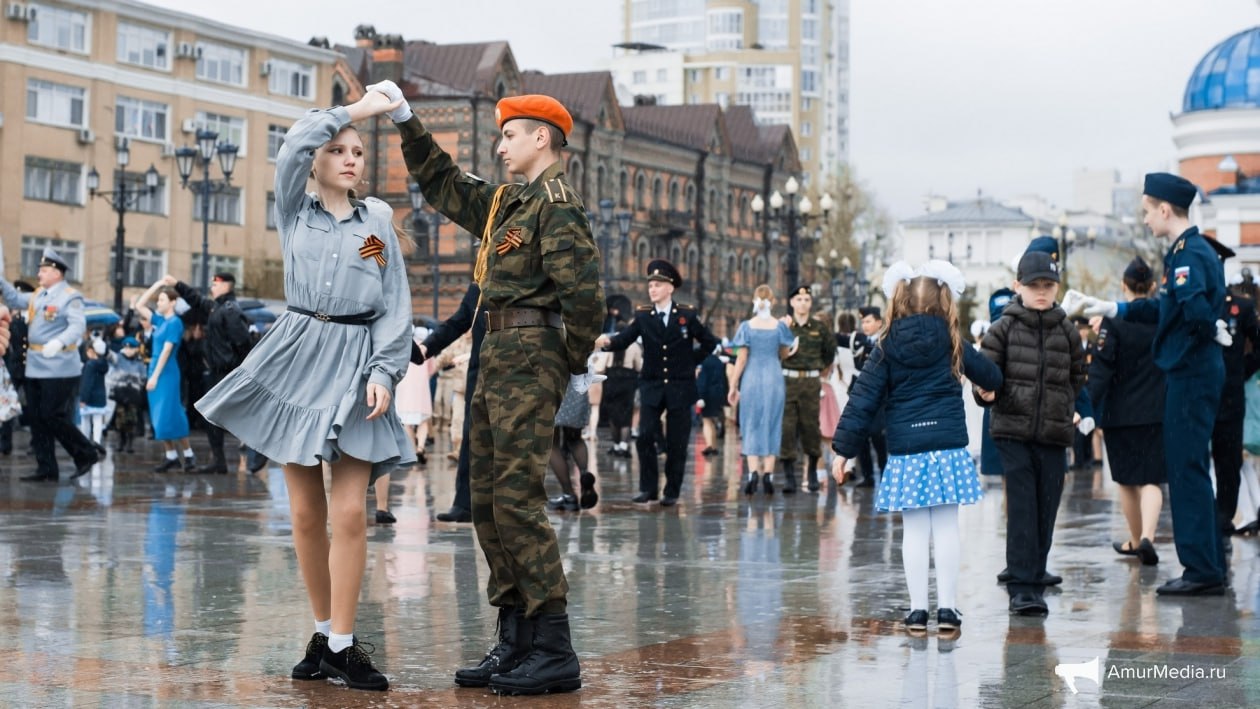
[980,250,1087,616]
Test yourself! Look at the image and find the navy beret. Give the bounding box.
[1143,172,1197,209]
[1025,235,1060,262]
[787,284,812,301]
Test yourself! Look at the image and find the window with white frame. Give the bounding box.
[266,191,276,229]
[115,96,168,141]
[195,111,246,154]
[21,236,81,279]
[688,69,701,83]
[190,253,243,284]
[27,2,88,53]
[715,66,728,80]
[267,124,287,161]
[110,246,165,287]
[268,58,314,99]
[802,70,818,94]
[655,68,668,82]
[114,170,167,216]
[196,42,247,86]
[116,22,170,70]
[194,186,242,225]
[632,70,646,84]
[26,78,85,128]
[801,121,812,137]
[24,156,81,205]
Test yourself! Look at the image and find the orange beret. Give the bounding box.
[495,94,573,142]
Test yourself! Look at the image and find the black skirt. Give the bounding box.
[602,370,637,428]
[1104,424,1166,486]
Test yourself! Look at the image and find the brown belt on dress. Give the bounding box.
[483,307,563,333]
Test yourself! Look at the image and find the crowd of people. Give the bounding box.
[1,81,1254,698]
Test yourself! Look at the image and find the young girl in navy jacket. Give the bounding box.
[831,261,1003,633]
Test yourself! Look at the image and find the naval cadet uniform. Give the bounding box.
[0,248,100,481]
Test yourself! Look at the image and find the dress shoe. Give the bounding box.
[291,632,328,680]
[197,463,229,475]
[937,608,962,632]
[631,492,658,504]
[19,472,57,482]
[578,472,598,509]
[1113,540,1139,556]
[415,450,427,466]
[1155,577,1225,597]
[247,455,268,474]
[547,494,579,512]
[69,455,98,480]
[374,509,397,524]
[1233,520,1260,536]
[489,613,581,696]
[436,507,472,523]
[996,568,1062,586]
[743,472,760,496]
[154,458,181,473]
[1136,538,1159,566]
[1009,593,1048,616]
[659,496,678,507]
[903,609,928,632]
[319,638,388,691]
[92,442,107,456]
[456,607,532,688]
[701,447,718,457]
[181,455,196,473]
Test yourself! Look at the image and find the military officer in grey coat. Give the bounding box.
[0,248,100,481]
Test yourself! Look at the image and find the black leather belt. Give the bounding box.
[483,307,563,333]
[287,306,376,325]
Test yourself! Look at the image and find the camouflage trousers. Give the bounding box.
[779,375,822,460]
[470,326,569,617]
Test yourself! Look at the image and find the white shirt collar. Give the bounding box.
[655,300,673,316]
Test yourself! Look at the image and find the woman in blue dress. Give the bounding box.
[727,285,797,495]
[131,281,193,473]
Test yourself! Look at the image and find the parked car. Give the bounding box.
[236,299,278,334]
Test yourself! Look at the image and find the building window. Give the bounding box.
[22,236,81,279]
[689,69,701,83]
[193,187,242,225]
[668,180,679,211]
[656,68,668,82]
[267,124,287,161]
[715,92,729,107]
[190,253,243,284]
[632,70,646,84]
[195,111,246,154]
[802,70,818,94]
[115,96,169,141]
[26,78,85,128]
[619,169,629,208]
[24,156,81,205]
[801,121,812,137]
[715,66,728,80]
[635,172,647,209]
[801,147,811,161]
[27,2,88,53]
[652,177,663,210]
[116,22,169,70]
[110,246,165,287]
[196,42,247,86]
[266,191,277,229]
[114,170,167,215]
[268,58,314,99]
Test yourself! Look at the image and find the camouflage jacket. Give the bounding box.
[397,117,604,374]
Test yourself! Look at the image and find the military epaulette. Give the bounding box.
[636,304,653,312]
[542,178,572,203]
[1173,238,1185,253]
[464,172,488,184]
[675,303,693,310]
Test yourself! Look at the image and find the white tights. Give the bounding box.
[901,504,961,611]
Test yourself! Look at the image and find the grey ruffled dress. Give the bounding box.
[196,107,415,482]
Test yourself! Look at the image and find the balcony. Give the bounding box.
[647,209,695,238]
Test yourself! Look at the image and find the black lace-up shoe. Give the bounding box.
[937,608,962,632]
[903,609,929,633]
[319,638,388,691]
[291,632,327,680]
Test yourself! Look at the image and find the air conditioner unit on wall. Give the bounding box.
[181,118,197,134]
[161,142,175,157]
[175,42,200,59]
[77,128,94,145]
[259,61,272,77]
[6,2,30,21]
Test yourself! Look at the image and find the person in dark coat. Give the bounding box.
[696,351,728,456]
[836,306,887,486]
[1089,257,1166,566]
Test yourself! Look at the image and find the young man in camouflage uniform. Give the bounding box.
[779,285,835,493]
[375,81,603,695]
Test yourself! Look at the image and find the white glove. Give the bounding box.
[365,80,413,122]
[40,338,63,358]
[1215,319,1234,347]
[1077,416,1096,436]
[696,399,705,410]
[1080,296,1118,319]
[91,338,107,356]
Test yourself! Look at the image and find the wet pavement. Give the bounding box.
[1,429,1258,707]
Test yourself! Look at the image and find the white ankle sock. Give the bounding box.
[315,619,332,636]
[182,448,194,458]
[328,632,354,653]
[165,450,177,460]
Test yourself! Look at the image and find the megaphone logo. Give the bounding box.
[1054,656,1102,694]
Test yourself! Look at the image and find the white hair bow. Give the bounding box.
[882,261,916,300]
[919,259,967,296]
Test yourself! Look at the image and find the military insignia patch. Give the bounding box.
[496,227,524,255]
[359,234,387,266]
[43,305,57,322]
[1173,239,1185,253]
[1174,266,1190,286]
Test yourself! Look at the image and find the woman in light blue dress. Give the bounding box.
[131,282,193,473]
[727,285,797,495]
[196,92,412,690]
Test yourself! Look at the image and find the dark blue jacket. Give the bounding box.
[80,357,109,407]
[832,314,1002,458]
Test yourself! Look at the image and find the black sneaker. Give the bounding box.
[319,638,388,691]
[547,494,579,512]
[291,632,327,680]
[153,458,181,473]
[937,608,962,632]
[904,609,928,633]
[375,509,397,524]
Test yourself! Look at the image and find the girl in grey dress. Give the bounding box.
[196,92,413,691]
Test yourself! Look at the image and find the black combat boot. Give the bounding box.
[489,613,581,695]
[454,606,533,688]
[806,456,820,493]
[781,459,797,494]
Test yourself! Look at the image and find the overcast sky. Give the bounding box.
[146,0,1260,219]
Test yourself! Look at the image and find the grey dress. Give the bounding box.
[734,320,795,456]
[196,107,415,481]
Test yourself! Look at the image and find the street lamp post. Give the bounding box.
[175,129,238,291]
[87,138,160,314]
[588,198,633,304]
[751,176,833,291]
[408,182,443,319]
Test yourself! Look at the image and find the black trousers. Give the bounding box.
[25,377,96,477]
[997,439,1066,597]
[451,386,474,512]
[203,370,228,462]
[857,430,888,478]
[636,396,692,498]
[1212,416,1243,533]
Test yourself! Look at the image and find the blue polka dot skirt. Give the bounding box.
[875,448,984,512]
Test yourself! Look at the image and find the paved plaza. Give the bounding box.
[0,431,1257,707]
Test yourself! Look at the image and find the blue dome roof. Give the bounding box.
[1184,27,1260,112]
